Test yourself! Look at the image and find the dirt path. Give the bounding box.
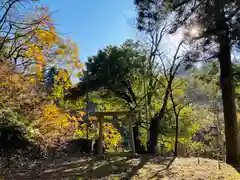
[1,155,239,180]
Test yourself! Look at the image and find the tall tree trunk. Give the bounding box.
[147,86,171,154]
[133,124,146,153]
[174,115,179,157]
[219,34,239,165]
[147,115,160,154]
[214,0,239,165]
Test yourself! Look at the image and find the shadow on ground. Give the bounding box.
[1,153,171,180]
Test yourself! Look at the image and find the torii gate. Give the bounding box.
[89,110,140,154]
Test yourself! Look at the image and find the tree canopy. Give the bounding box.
[67,40,146,109]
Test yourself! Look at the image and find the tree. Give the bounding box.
[0,61,46,125]
[66,40,145,110]
[67,30,190,154]
[1,1,82,80]
[45,66,72,106]
[0,2,83,154]
[66,40,149,152]
[169,78,197,157]
[135,0,240,165]
[0,1,48,63]
[132,1,191,153]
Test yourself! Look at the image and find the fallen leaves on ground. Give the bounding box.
[1,155,239,180]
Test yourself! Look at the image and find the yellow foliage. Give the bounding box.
[16,8,82,79]
[0,63,82,149]
[70,116,122,150]
[0,62,46,124]
[103,123,123,150]
[74,62,84,69]
[56,69,70,82]
[55,49,65,55]
[0,64,121,150]
[79,111,86,116]
[35,103,81,149]
[36,54,45,64]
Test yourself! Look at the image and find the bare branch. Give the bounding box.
[0,0,20,25]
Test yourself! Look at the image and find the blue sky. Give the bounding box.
[40,0,137,63]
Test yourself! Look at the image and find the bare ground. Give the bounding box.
[1,153,239,180]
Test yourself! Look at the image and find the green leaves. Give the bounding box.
[67,40,147,110]
[76,71,83,79]
[236,87,240,94]
[173,89,185,96]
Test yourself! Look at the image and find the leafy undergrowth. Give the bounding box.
[1,154,239,180]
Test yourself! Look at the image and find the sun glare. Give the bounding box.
[189,26,201,38]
